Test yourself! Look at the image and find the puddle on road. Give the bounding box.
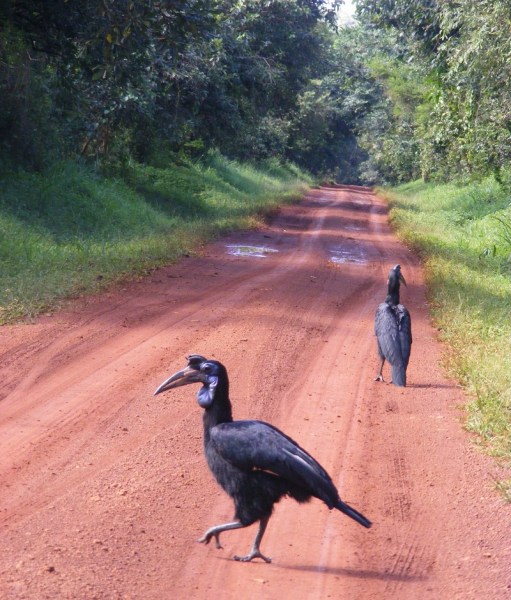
[344,224,365,231]
[329,246,368,265]
[226,244,278,258]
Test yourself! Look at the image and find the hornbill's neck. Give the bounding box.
[385,289,400,306]
[386,276,401,306]
[203,376,233,437]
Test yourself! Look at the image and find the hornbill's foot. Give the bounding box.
[234,550,272,563]
[197,531,223,550]
[197,520,244,551]
[374,374,385,382]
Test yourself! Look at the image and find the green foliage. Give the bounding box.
[428,1,511,179]
[8,0,511,184]
[359,56,429,183]
[356,0,442,57]
[0,25,66,170]
[0,156,310,323]
[384,178,511,476]
[352,0,511,183]
[285,25,385,182]
[0,0,343,174]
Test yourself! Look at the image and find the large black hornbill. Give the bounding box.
[374,264,412,387]
[154,355,372,563]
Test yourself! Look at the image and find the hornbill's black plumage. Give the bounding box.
[154,355,372,563]
[374,264,412,387]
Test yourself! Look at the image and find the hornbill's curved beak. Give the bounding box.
[399,272,407,287]
[154,365,207,396]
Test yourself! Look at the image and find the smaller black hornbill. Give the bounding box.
[154,355,372,563]
[374,264,412,387]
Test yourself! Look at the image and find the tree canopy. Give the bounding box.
[3,0,511,185]
[352,0,511,184]
[2,0,370,181]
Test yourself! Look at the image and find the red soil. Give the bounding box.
[0,186,509,599]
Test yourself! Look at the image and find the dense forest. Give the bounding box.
[1,0,361,179]
[354,0,511,184]
[3,0,511,185]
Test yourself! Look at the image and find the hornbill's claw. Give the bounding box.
[197,531,223,550]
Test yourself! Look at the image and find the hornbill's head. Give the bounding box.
[388,264,407,287]
[153,355,228,408]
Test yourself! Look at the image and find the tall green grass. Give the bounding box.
[382,178,511,498]
[0,154,311,322]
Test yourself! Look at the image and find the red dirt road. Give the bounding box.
[1,186,510,599]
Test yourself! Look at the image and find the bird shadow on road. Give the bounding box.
[209,554,427,582]
[271,562,427,582]
[406,382,459,390]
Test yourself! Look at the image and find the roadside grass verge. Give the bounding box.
[380,178,511,498]
[0,154,311,323]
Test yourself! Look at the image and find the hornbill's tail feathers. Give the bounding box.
[336,499,372,528]
[391,363,406,387]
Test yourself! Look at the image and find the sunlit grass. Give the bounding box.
[496,480,511,502]
[0,155,311,323]
[381,177,511,491]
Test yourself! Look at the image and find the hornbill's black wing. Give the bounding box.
[375,302,404,368]
[397,304,412,367]
[210,420,339,508]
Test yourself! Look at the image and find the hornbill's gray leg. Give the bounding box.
[234,515,272,563]
[374,357,385,382]
[197,521,244,550]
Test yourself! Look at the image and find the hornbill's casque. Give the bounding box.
[374,264,412,387]
[154,355,372,563]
